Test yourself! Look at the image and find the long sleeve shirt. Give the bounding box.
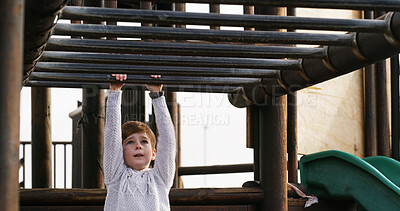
[103,91,176,211]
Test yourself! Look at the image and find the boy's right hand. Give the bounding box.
[110,74,127,91]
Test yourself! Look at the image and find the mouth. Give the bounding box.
[134,154,144,157]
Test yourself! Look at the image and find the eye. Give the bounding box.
[126,141,134,145]
[141,140,149,145]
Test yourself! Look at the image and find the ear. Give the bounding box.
[151,149,156,161]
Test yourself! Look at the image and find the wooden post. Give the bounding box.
[363,10,377,157]
[391,54,400,161]
[209,4,220,30]
[259,96,288,211]
[69,0,83,188]
[373,11,390,157]
[82,87,105,188]
[70,102,82,188]
[375,60,390,157]
[0,0,23,210]
[166,92,180,188]
[31,87,52,188]
[286,7,298,184]
[171,1,185,189]
[247,106,260,181]
[376,60,390,156]
[287,92,298,183]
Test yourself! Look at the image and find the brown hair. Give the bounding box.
[121,121,156,150]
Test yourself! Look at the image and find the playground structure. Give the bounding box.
[1,0,400,210]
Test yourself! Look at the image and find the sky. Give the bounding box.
[19,3,254,189]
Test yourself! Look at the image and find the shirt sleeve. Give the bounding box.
[151,96,177,188]
[104,90,126,185]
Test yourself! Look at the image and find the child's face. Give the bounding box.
[123,132,156,171]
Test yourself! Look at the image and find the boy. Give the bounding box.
[104,74,176,211]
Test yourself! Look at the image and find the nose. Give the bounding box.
[135,143,142,149]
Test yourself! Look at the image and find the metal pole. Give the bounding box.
[60,6,388,32]
[29,72,262,86]
[286,7,298,184]
[39,52,301,70]
[0,0,23,210]
[375,11,390,157]
[31,87,52,188]
[52,23,354,46]
[259,96,287,211]
[34,62,283,78]
[391,54,400,160]
[363,10,377,157]
[81,0,105,189]
[45,38,327,59]
[25,80,238,93]
[375,60,390,157]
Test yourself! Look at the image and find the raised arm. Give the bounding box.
[148,79,177,188]
[103,74,126,184]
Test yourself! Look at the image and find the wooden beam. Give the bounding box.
[259,96,288,211]
[0,0,23,210]
[31,87,52,188]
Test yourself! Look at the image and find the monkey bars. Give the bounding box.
[60,6,387,32]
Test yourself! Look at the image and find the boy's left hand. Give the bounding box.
[110,74,127,91]
[146,75,163,92]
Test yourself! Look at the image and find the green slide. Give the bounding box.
[299,150,400,211]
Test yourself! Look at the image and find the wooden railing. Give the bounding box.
[19,141,72,189]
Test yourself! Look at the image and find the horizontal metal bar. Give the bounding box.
[60,6,387,32]
[178,164,253,176]
[52,23,354,45]
[46,38,326,59]
[40,51,301,70]
[35,62,282,78]
[120,0,400,11]
[29,72,261,86]
[24,80,238,93]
